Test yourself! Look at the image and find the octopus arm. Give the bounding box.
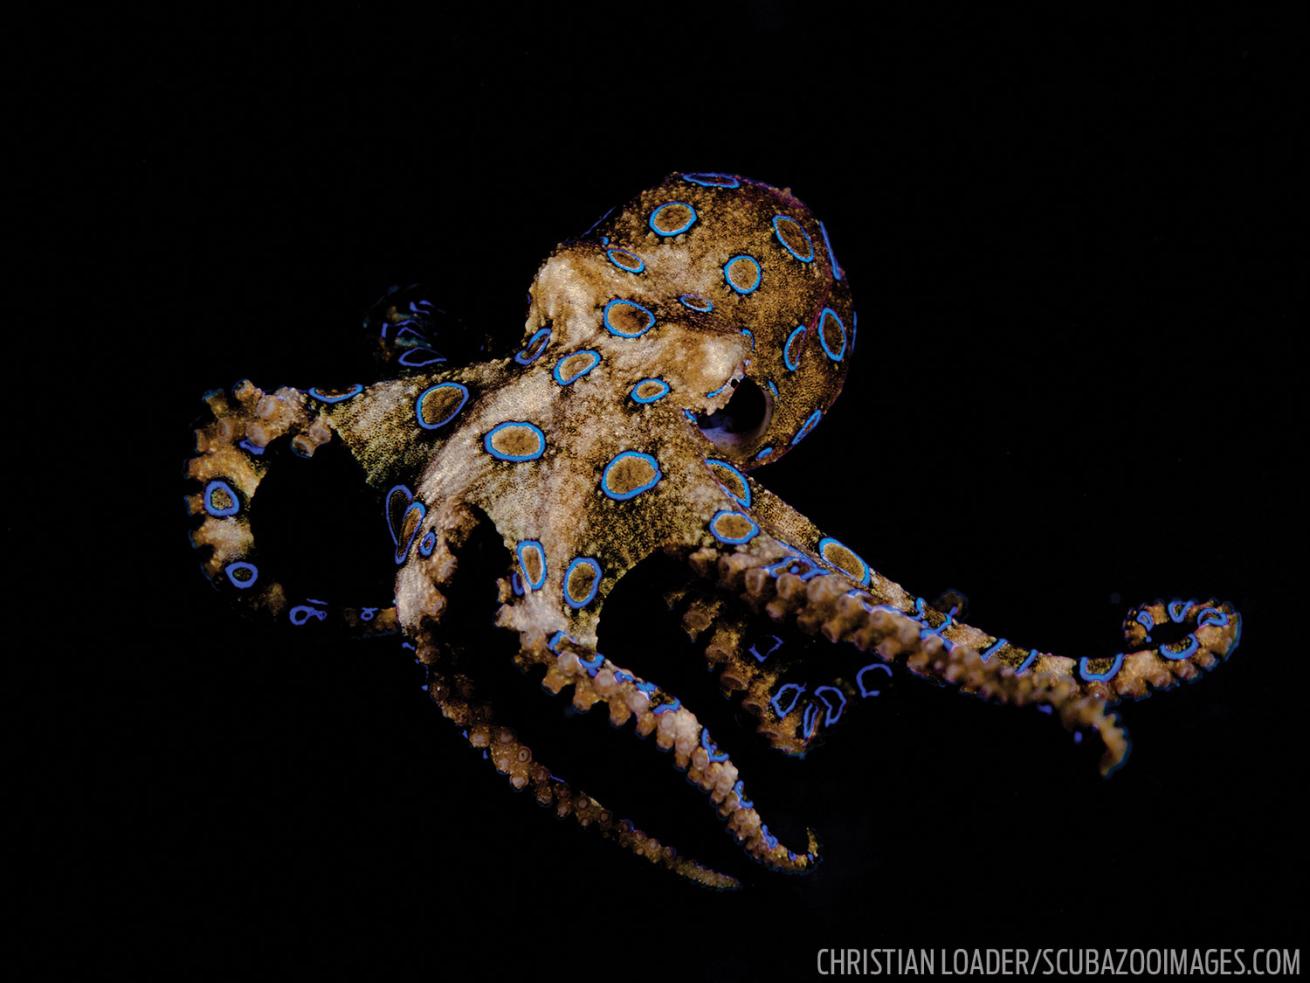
[684,483,1241,777]
[183,379,399,632]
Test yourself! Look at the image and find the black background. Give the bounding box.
[23,6,1302,979]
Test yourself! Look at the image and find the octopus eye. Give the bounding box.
[697,378,771,452]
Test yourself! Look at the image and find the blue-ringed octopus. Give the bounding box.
[183,172,1242,889]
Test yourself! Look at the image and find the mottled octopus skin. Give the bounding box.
[184,172,1242,889]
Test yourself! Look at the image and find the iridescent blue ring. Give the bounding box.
[709,509,760,545]
[308,383,363,404]
[514,326,551,365]
[605,248,645,273]
[791,409,822,445]
[552,349,601,386]
[600,450,663,501]
[603,298,656,338]
[398,348,446,368]
[224,561,259,590]
[515,540,548,591]
[563,556,602,609]
[1078,653,1125,683]
[648,201,697,237]
[723,254,762,295]
[678,293,714,312]
[483,421,547,462]
[818,307,847,362]
[418,531,437,557]
[705,458,751,508]
[771,214,815,262]
[629,377,670,404]
[203,479,240,518]
[783,325,806,371]
[414,382,470,431]
[682,172,740,188]
[819,220,843,280]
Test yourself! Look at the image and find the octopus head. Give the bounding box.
[523,172,855,469]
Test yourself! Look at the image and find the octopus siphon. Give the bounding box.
[184,172,1242,889]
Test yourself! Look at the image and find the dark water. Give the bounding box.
[22,7,1300,979]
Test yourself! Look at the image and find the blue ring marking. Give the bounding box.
[683,408,698,424]
[816,537,870,588]
[629,377,670,404]
[770,683,805,719]
[359,607,377,622]
[308,383,363,404]
[771,214,815,262]
[547,630,573,653]
[980,638,1007,663]
[1197,606,1230,628]
[514,326,551,365]
[1135,610,1156,632]
[741,328,755,350]
[723,254,762,295]
[755,446,774,461]
[418,531,437,557]
[605,248,645,274]
[653,698,681,715]
[237,438,266,456]
[552,349,602,386]
[682,172,740,188]
[790,409,822,445]
[1168,598,1196,623]
[749,634,783,663]
[635,680,657,695]
[819,220,843,280]
[290,604,328,626]
[384,484,413,544]
[602,298,657,338]
[577,652,604,676]
[678,293,714,312]
[394,501,427,564]
[706,380,731,399]
[394,326,428,347]
[754,634,780,665]
[817,307,847,362]
[398,348,447,368]
[483,421,546,462]
[648,200,698,236]
[709,509,760,545]
[515,540,548,590]
[1015,649,1039,675]
[705,458,751,508]
[511,571,524,597]
[732,780,753,809]
[802,703,821,740]
[700,729,730,762]
[1078,652,1125,683]
[563,556,602,609]
[203,479,240,518]
[815,685,847,725]
[783,325,806,371]
[856,662,892,697]
[1161,634,1200,661]
[766,379,779,398]
[1037,704,1053,715]
[600,450,663,501]
[414,382,470,431]
[851,311,858,354]
[224,561,259,590]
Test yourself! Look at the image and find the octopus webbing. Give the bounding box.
[183,172,1242,889]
